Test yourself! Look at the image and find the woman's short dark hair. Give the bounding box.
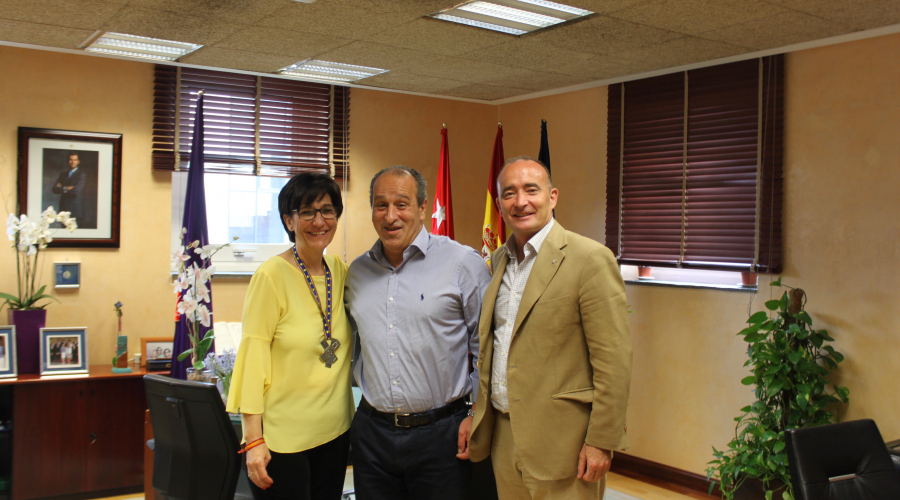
[278,172,343,243]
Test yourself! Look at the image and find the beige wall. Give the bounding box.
[2,31,899,477]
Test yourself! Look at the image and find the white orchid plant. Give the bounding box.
[2,207,77,311]
[172,228,237,370]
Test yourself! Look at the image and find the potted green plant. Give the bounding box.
[3,208,77,374]
[707,277,850,500]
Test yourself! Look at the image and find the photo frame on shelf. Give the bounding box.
[54,262,81,288]
[18,127,122,248]
[0,326,18,379]
[40,327,88,376]
[142,336,174,371]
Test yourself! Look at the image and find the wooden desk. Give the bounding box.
[0,365,150,500]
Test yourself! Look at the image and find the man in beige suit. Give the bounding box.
[466,156,632,499]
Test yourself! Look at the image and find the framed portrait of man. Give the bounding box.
[17,127,122,248]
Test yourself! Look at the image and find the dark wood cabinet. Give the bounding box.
[4,366,148,500]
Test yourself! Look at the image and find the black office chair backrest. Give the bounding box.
[145,374,241,500]
[785,419,900,500]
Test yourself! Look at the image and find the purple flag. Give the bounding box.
[171,92,214,379]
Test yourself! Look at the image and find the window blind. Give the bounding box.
[152,65,350,178]
[605,55,783,273]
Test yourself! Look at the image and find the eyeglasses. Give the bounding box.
[293,207,338,221]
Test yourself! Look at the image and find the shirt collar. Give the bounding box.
[368,225,430,268]
[505,218,555,259]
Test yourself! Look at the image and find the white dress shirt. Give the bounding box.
[491,218,555,413]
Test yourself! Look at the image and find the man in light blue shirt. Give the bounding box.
[346,165,491,500]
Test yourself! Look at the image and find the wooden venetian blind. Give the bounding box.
[605,55,783,273]
[152,65,350,178]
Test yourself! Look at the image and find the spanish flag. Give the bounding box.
[481,124,506,265]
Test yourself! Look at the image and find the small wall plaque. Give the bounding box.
[54,262,81,288]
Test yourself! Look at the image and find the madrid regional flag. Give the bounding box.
[431,126,454,238]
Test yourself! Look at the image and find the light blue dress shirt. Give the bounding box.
[346,227,491,413]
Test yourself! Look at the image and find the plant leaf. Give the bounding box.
[765,300,781,311]
[177,349,192,361]
[741,376,757,385]
[796,311,813,325]
[748,311,769,324]
[770,276,782,287]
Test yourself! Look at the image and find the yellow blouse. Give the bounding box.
[226,254,353,453]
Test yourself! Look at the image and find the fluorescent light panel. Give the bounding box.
[84,32,202,61]
[430,0,593,35]
[278,60,389,83]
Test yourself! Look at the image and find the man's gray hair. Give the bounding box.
[369,165,428,207]
[498,155,552,189]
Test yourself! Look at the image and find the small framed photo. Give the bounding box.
[0,326,18,379]
[55,262,81,288]
[142,336,174,370]
[18,127,122,248]
[40,327,88,376]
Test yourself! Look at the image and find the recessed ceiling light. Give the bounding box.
[430,0,592,35]
[277,60,389,83]
[83,32,202,61]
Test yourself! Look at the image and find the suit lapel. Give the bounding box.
[512,223,567,338]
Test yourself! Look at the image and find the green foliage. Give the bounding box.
[178,329,216,370]
[707,278,849,500]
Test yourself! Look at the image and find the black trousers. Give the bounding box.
[248,431,350,500]
[350,402,471,500]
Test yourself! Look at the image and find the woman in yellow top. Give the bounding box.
[227,172,353,499]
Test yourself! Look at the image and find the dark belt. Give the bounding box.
[360,397,466,428]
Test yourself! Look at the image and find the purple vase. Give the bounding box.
[9,309,46,375]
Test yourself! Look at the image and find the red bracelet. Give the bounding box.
[238,438,265,454]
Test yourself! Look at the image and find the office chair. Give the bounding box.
[145,374,241,500]
[785,419,900,500]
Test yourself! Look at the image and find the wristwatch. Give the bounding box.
[467,409,476,417]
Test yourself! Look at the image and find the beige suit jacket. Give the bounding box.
[469,222,632,481]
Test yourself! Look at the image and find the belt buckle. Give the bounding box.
[394,412,412,428]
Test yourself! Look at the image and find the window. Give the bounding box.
[171,173,293,274]
[156,65,350,273]
[152,65,349,177]
[605,56,783,285]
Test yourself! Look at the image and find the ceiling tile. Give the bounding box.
[0,0,125,30]
[177,47,299,73]
[613,35,748,70]
[700,11,856,50]
[402,56,537,84]
[764,0,900,30]
[364,18,511,56]
[530,15,682,56]
[0,18,95,48]
[439,83,533,100]
[563,0,657,15]
[462,38,638,76]
[214,27,351,58]
[609,0,788,36]
[355,71,468,94]
[101,6,243,45]
[254,0,447,39]
[122,0,287,25]
[483,70,596,91]
[312,42,433,71]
